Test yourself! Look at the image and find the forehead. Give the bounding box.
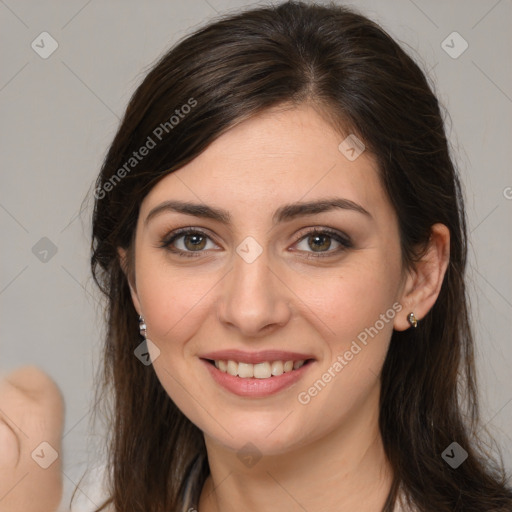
[139,104,390,222]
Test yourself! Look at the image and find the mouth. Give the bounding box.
[203,358,314,379]
[199,350,316,397]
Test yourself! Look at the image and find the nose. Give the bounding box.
[216,245,292,338]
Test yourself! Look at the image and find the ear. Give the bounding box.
[394,223,450,331]
[118,247,142,316]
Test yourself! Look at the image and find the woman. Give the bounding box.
[88,1,512,511]
[1,1,509,511]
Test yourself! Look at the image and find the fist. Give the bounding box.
[0,366,64,512]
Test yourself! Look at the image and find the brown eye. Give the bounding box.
[293,228,352,258]
[307,233,332,252]
[160,229,218,257]
[183,233,207,251]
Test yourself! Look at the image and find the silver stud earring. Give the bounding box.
[407,312,418,328]
[139,315,147,337]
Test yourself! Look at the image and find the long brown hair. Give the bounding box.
[88,2,512,510]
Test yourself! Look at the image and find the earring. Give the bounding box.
[407,312,418,328]
[139,315,147,337]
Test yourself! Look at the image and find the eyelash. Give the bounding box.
[159,227,353,259]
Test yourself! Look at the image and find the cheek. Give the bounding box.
[293,274,398,439]
[134,254,219,348]
[297,257,401,347]
[291,256,401,413]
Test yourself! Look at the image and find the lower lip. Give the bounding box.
[202,359,314,398]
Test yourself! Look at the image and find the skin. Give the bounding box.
[0,366,64,512]
[121,103,450,512]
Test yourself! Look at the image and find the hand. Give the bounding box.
[0,366,64,512]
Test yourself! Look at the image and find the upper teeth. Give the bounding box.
[214,360,306,379]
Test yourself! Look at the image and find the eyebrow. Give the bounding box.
[145,197,372,226]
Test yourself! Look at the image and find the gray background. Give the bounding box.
[1,0,511,509]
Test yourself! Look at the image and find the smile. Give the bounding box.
[211,359,308,379]
[201,355,315,397]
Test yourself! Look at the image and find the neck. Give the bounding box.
[198,388,393,512]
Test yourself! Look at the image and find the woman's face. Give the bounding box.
[126,104,409,456]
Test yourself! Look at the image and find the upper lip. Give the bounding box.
[200,349,315,365]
